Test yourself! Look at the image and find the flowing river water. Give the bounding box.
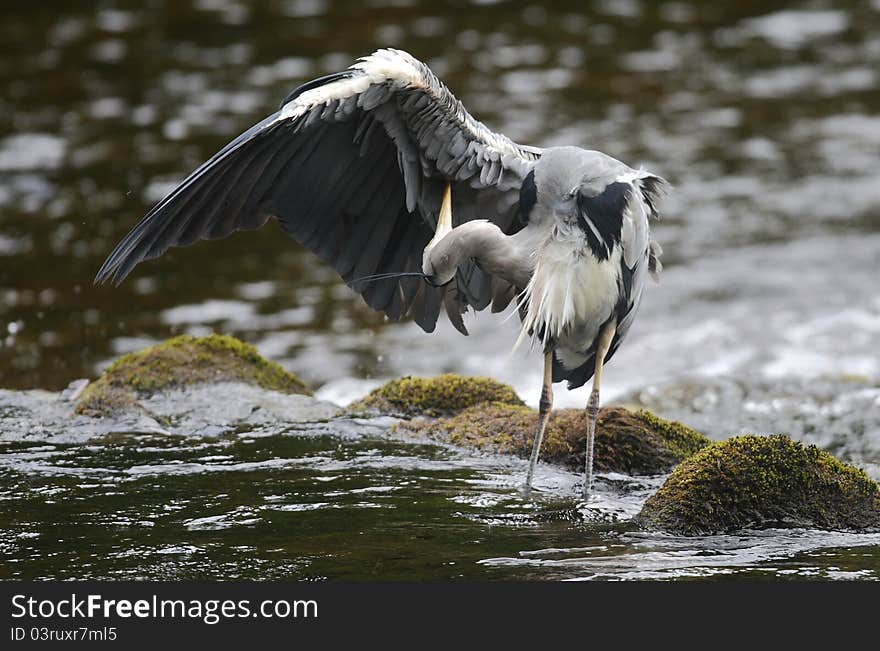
[1,0,879,579]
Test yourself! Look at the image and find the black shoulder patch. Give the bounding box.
[279,70,356,109]
[577,181,630,261]
[518,169,537,224]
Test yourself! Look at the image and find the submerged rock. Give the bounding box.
[638,434,880,535]
[345,374,523,417]
[76,334,311,416]
[400,402,709,475]
[1,382,337,443]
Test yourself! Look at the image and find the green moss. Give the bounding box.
[76,334,310,416]
[638,434,880,535]
[345,374,524,417]
[74,385,138,418]
[633,409,707,460]
[400,403,710,475]
[838,373,870,384]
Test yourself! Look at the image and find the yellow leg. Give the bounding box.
[525,350,554,489]
[583,319,616,499]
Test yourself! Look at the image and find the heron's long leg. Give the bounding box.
[525,350,554,489]
[583,319,617,499]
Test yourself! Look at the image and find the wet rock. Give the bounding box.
[76,334,311,416]
[60,378,89,401]
[344,373,523,417]
[0,334,337,441]
[1,382,337,443]
[638,434,880,535]
[139,382,336,435]
[0,388,169,443]
[399,402,709,475]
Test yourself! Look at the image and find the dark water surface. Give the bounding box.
[2,1,879,579]
[4,407,879,581]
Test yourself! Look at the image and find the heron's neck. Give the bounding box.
[422,220,531,288]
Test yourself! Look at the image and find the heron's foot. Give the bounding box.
[518,481,546,497]
[579,491,596,504]
[521,468,548,495]
[582,483,595,500]
[583,388,600,499]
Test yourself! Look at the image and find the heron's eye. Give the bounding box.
[565,188,578,201]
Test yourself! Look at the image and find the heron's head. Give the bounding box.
[529,147,626,226]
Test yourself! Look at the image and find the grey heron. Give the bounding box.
[96,49,666,498]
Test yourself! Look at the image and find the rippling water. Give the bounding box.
[3,403,879,580]
[1,1,879,580]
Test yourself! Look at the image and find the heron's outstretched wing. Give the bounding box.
[95,49,541,333]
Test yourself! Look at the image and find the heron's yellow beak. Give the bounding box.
[422,182,455,281]
[426,182,453,251]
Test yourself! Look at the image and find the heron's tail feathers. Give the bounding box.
[636,172,669,221]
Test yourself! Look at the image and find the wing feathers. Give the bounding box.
[97,48,541,334]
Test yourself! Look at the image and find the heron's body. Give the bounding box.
[423,146,662,392]
[521,223,623,359]
[96,49,666,497]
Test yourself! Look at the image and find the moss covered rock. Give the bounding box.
[346,374,524,417]
[401,403,709,475]
[76,334,310,416]
[638,434,880,535]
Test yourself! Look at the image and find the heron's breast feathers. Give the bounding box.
[515,234,622,352]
